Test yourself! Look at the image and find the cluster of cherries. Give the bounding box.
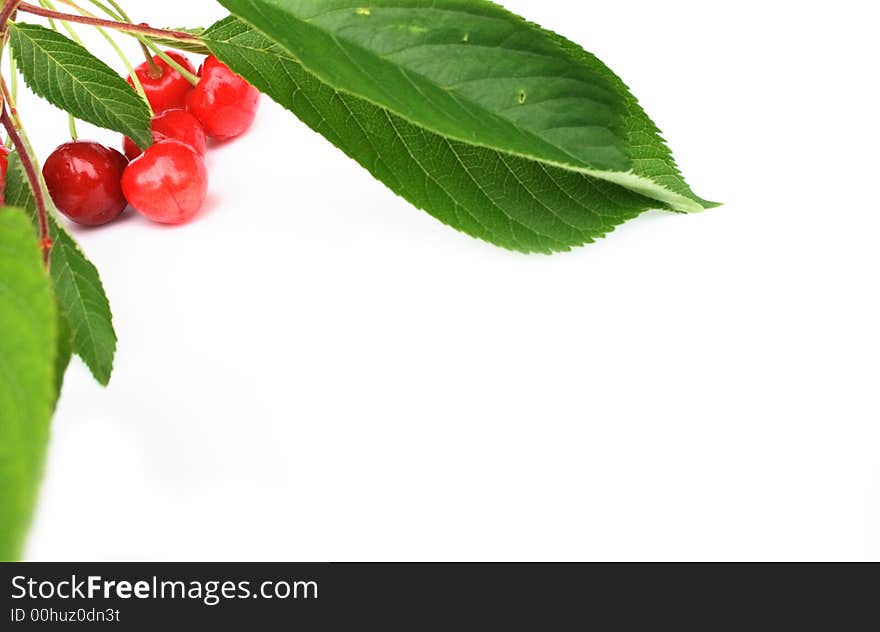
[37,51,259,226]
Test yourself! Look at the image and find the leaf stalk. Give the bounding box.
[0,1,22,35]
[16,3,200,42]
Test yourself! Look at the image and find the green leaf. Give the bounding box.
[0,207,57,561]
[9,22,153,148]
[204,16,660,252]
[213,1,713,217]
[538,29,718,210]
[206,4,715,251]
[54,312,73,408]
[50,232,116,384]
[6,154,117,385]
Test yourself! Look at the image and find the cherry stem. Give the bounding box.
[1,103,51,266]
[68,0,200,85]
[16,2,200,41]
[47,0,153,113]
[142,40,198,85]
[86,0,124,21]
[67,111,77,139]
[66,0,158,75]
[140,40,161,78]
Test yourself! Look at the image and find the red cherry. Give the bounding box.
[121,140,208,225]
[186,55,259,140]
[0,146,9,179]
[42,141,128,226]
[0,146,9,206]
[123,109,208,160]
[127,51,196,113]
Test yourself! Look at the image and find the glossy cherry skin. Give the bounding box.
[186,55,259,140]
[127,51,196,113]
[123,109,208,160]
[121,140,207,225]
[42,141,128,226]
[0,146,9,206]
[0,146,9,179]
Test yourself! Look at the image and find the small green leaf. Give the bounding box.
[50,233,116,384]
[6,155,117,385]
[204,17,660,252]
[0,207,57,561]
[9,22,152,148]
[54,311,73,408]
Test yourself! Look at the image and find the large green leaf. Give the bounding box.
[9,22,153,148]
[0,207,57,561]
[6,155,117,385]
[204,17,664,252]
[223,0,633,172]
[214,1,713,218]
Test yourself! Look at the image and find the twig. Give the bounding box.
[1,103,51,265]
[0,0,51,265]
[17,2,199,41]
[47,0,199,86]
[0,1,23,35]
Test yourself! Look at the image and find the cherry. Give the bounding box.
[0,145,9,179]
[121,140,208,225]
[123,109,208,160]
[0,146,9,206]
[42,141,128,226]
[127,51,196,113]
[186,55,259,140]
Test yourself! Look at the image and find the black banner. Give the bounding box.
[1,563,876,629]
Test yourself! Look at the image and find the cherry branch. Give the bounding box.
[17,2,199,41]
[0,1,22,35]
[1,1,50,264]
[1,103,51,265]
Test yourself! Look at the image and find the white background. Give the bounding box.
[18,1,879,561]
